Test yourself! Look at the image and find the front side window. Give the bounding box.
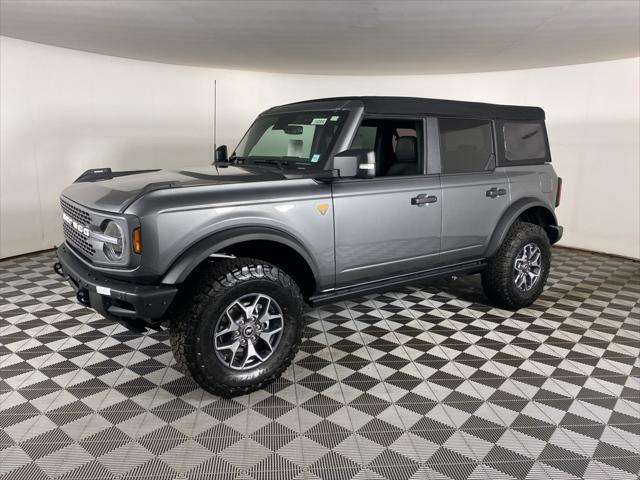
[351,118,423,177]
[503,122,547,161]
[234,111,347,169]
[351,125,377,150]
[439,118,494,174]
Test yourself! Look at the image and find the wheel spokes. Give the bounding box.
[241,341,263,369]
[258,326,282,347]
[216,324,239,339]
[213,293,285,370]
[216,338,242,366]
[247,295,262,316]
[529,251,541,266]
[231,299,252,320]
[225,306,244,326]
[513,243,543,292]
[255,295,270,318]
[525,272,533,290]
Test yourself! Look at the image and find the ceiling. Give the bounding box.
[1,0,638,75]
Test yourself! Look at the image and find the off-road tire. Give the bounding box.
[482,221,551,310]
[168,258,305,397]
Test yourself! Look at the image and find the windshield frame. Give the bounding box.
[232,109,352,170]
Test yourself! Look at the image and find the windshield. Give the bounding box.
[233,111,347,169]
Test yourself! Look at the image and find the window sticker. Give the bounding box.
[330,115,340,122]
[311,118,327,125]
[310,153,321,163]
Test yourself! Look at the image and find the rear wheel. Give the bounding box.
[482,222,551,309]
[168,258,305,397]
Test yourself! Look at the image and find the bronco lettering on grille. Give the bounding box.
[63,213,90,237]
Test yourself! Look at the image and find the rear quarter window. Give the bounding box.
[503,122,547,161]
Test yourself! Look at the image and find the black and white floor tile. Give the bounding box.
[0,248,638,480]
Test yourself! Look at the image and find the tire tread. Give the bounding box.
[168,258,304,397]
[482,221,550,310]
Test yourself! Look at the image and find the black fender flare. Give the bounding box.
[485,198,558,258]
[161,225,321,286]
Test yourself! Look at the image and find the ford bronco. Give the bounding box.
[55,96,563,396]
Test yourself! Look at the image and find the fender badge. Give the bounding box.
[316,203,329,216]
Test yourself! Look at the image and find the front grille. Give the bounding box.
[61,198,92,225]
[63,222,96,257]
[61,199,95,257]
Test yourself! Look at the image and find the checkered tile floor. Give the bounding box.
[1,248,639,480]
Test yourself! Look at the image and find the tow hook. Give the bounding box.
[76,289,90,307]
[53,262,64,277]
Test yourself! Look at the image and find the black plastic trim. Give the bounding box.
[161,226,322,287]
[56,243,177,322]
[75,168,160,183]
[548,225,563,243]
[309,260,486,306]
[485,198,559,258]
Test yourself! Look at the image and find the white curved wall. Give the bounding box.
[1,36,639,259]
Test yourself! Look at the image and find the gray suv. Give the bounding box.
[55,96,563,396]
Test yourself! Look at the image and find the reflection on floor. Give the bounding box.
[0,248,638,480]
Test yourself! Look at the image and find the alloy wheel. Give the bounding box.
[213,293,284,370]
[513,243,542,292]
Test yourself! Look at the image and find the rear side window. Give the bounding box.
[439,118,494,174]
[503,122,547,161]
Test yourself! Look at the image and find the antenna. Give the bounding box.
[213,79,217,152]
[211,78,219,169]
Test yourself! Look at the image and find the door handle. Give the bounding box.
[486,187,507,198]
[411,194,438,206]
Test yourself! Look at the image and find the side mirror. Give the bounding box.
[331,149,376,179]
[215,145,228,163]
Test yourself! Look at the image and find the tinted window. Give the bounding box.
[439,118,493,174]
[351,125,377,150]
[351,119,422,177]
[503,122,546,161]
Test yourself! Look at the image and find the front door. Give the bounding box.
[332,117,442,287]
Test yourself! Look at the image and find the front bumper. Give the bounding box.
[55,243,177,330]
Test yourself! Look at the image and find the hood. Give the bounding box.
[61,165,286,213]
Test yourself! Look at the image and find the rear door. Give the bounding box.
[437,117,510,264]
[332,117,442,287]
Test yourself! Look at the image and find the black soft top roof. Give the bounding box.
[270,96,544,121]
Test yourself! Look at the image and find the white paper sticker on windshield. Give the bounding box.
[311,154,321,163]
[311,118,327,125]
[330,115,339,121]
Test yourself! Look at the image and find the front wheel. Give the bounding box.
[169,258,305,397]
[482,222,551,310]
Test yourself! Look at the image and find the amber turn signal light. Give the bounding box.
[132,227,142,254]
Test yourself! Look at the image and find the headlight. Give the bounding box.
[102,220,124,261]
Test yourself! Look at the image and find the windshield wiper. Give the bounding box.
[252,159,291,171]
[214,155,244,168]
